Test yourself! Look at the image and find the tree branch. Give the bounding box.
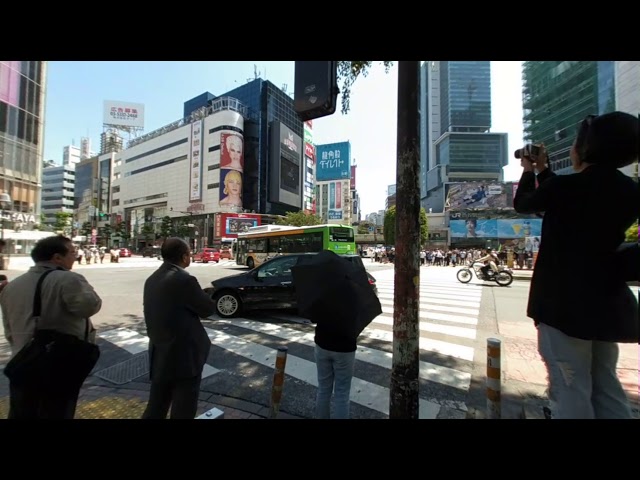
[337,61,394,114]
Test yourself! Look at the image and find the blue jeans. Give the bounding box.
[314,344,356,419]
[537,323,633,419]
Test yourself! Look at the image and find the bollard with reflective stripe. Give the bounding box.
[269,346,288,419]
[486,338,501,419]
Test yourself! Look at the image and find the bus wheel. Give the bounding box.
[247,258,254,269]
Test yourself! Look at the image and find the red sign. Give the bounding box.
[305,120,313,128]
[214,213,262,239]
[304,142,315,162]
[350,165,356,190]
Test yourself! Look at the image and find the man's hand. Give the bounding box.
[521,144,549,173]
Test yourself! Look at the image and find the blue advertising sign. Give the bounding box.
[450,219,498,238]
[316,141,351,182]
[497,219,542,238]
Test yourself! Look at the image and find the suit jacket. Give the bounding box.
[514,165,639,343]
[143,262,216,382]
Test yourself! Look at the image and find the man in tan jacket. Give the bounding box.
[0,235,102,419]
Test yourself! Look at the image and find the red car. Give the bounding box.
[192,248,220,263]
[119,248,132,258]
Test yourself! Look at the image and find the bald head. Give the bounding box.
[161,237,191,266]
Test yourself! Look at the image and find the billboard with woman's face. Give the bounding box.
[220,133,244,173]
[219,168,243,210]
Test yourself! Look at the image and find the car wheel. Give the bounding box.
[214,291,242,318]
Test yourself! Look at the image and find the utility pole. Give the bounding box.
[390,61,421,419]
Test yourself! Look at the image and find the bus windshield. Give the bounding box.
[329,227,354,242]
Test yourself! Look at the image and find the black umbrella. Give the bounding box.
[291,250,382,339]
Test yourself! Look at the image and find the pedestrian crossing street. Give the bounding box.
[96,267,485,419]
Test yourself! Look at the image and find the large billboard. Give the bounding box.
[316,142,351,182]
[189,120,204,202]
[351,165,356,190]
[103,100,145,129]
[445,182,509,210]
[269,122,303,208]
[0,61,21,108]
[320,179,349,222]
[450,218,542,239]
[214,213,262,239]
[219,132,244,211]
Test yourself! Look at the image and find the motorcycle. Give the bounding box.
[456,262,514,287]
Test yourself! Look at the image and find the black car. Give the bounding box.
[205,253,378,318]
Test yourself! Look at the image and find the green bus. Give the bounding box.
[235,224,356,269]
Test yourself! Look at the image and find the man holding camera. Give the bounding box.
[513,112,639,419]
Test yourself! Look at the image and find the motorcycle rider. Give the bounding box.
[477,248,499,278]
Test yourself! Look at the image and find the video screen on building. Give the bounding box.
[280,156,300,193]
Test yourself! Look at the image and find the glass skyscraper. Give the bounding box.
[0,61,47,218]
[420,61,508,213]
[522,61,616,175]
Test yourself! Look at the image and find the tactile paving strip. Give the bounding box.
[93,352,149,385]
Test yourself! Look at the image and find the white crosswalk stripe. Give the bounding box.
[96,267,482,419]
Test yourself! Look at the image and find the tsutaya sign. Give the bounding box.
[0,211,37,224]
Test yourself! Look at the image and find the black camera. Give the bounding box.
[514,144,541,159]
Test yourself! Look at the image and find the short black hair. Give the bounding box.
[31,235,73,263]
[576,111,639,168]
[161,238,190,263]
[0,239,5,247]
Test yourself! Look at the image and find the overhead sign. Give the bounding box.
[103,100,145,129]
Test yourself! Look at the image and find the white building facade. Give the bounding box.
[41,162,75,228]
[110,100,246,250]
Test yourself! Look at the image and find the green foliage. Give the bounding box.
[383,206,396,246]
[160,216,173,238]
[419,207,428,246]
[625,222,638,242]
[337,61,394,114]
[54,212,73,232]
[384,206,428,246]
[357,221,375,234]
[276,211,323,227]
[80,221,92,237]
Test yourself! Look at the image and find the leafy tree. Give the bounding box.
[176,223,191,238]
[276,211,323,227]
[419,207,429,247]
[384,206,428,246]
[383,206,396,246]
[160,216,173,238]
[625,222,638,242]
[357,221,375,235]
[337,62,394,114]
[81,221,92,238]
[141,222,155,237]
[54,212,73,233]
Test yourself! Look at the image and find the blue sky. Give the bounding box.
[43,61,524,214]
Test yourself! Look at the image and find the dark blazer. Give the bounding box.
[143,262,216,382]
[514,165,639,343]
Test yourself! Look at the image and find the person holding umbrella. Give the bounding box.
[292,250,382,419]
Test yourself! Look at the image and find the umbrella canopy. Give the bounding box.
[291,250,382,339]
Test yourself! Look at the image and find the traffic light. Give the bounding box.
[294,61,338,122]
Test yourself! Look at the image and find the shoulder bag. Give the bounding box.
[3,268,100,389]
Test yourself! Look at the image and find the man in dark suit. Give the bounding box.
[142,238,217,419]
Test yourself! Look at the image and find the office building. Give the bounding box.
[615,61,640,179]
[41,162,75,228]
[0,61,49,254]
[420,61,508,213]
[522,61,616,175]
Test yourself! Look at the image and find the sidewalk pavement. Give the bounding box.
[0,341,302,420]
[496,292,639,419]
